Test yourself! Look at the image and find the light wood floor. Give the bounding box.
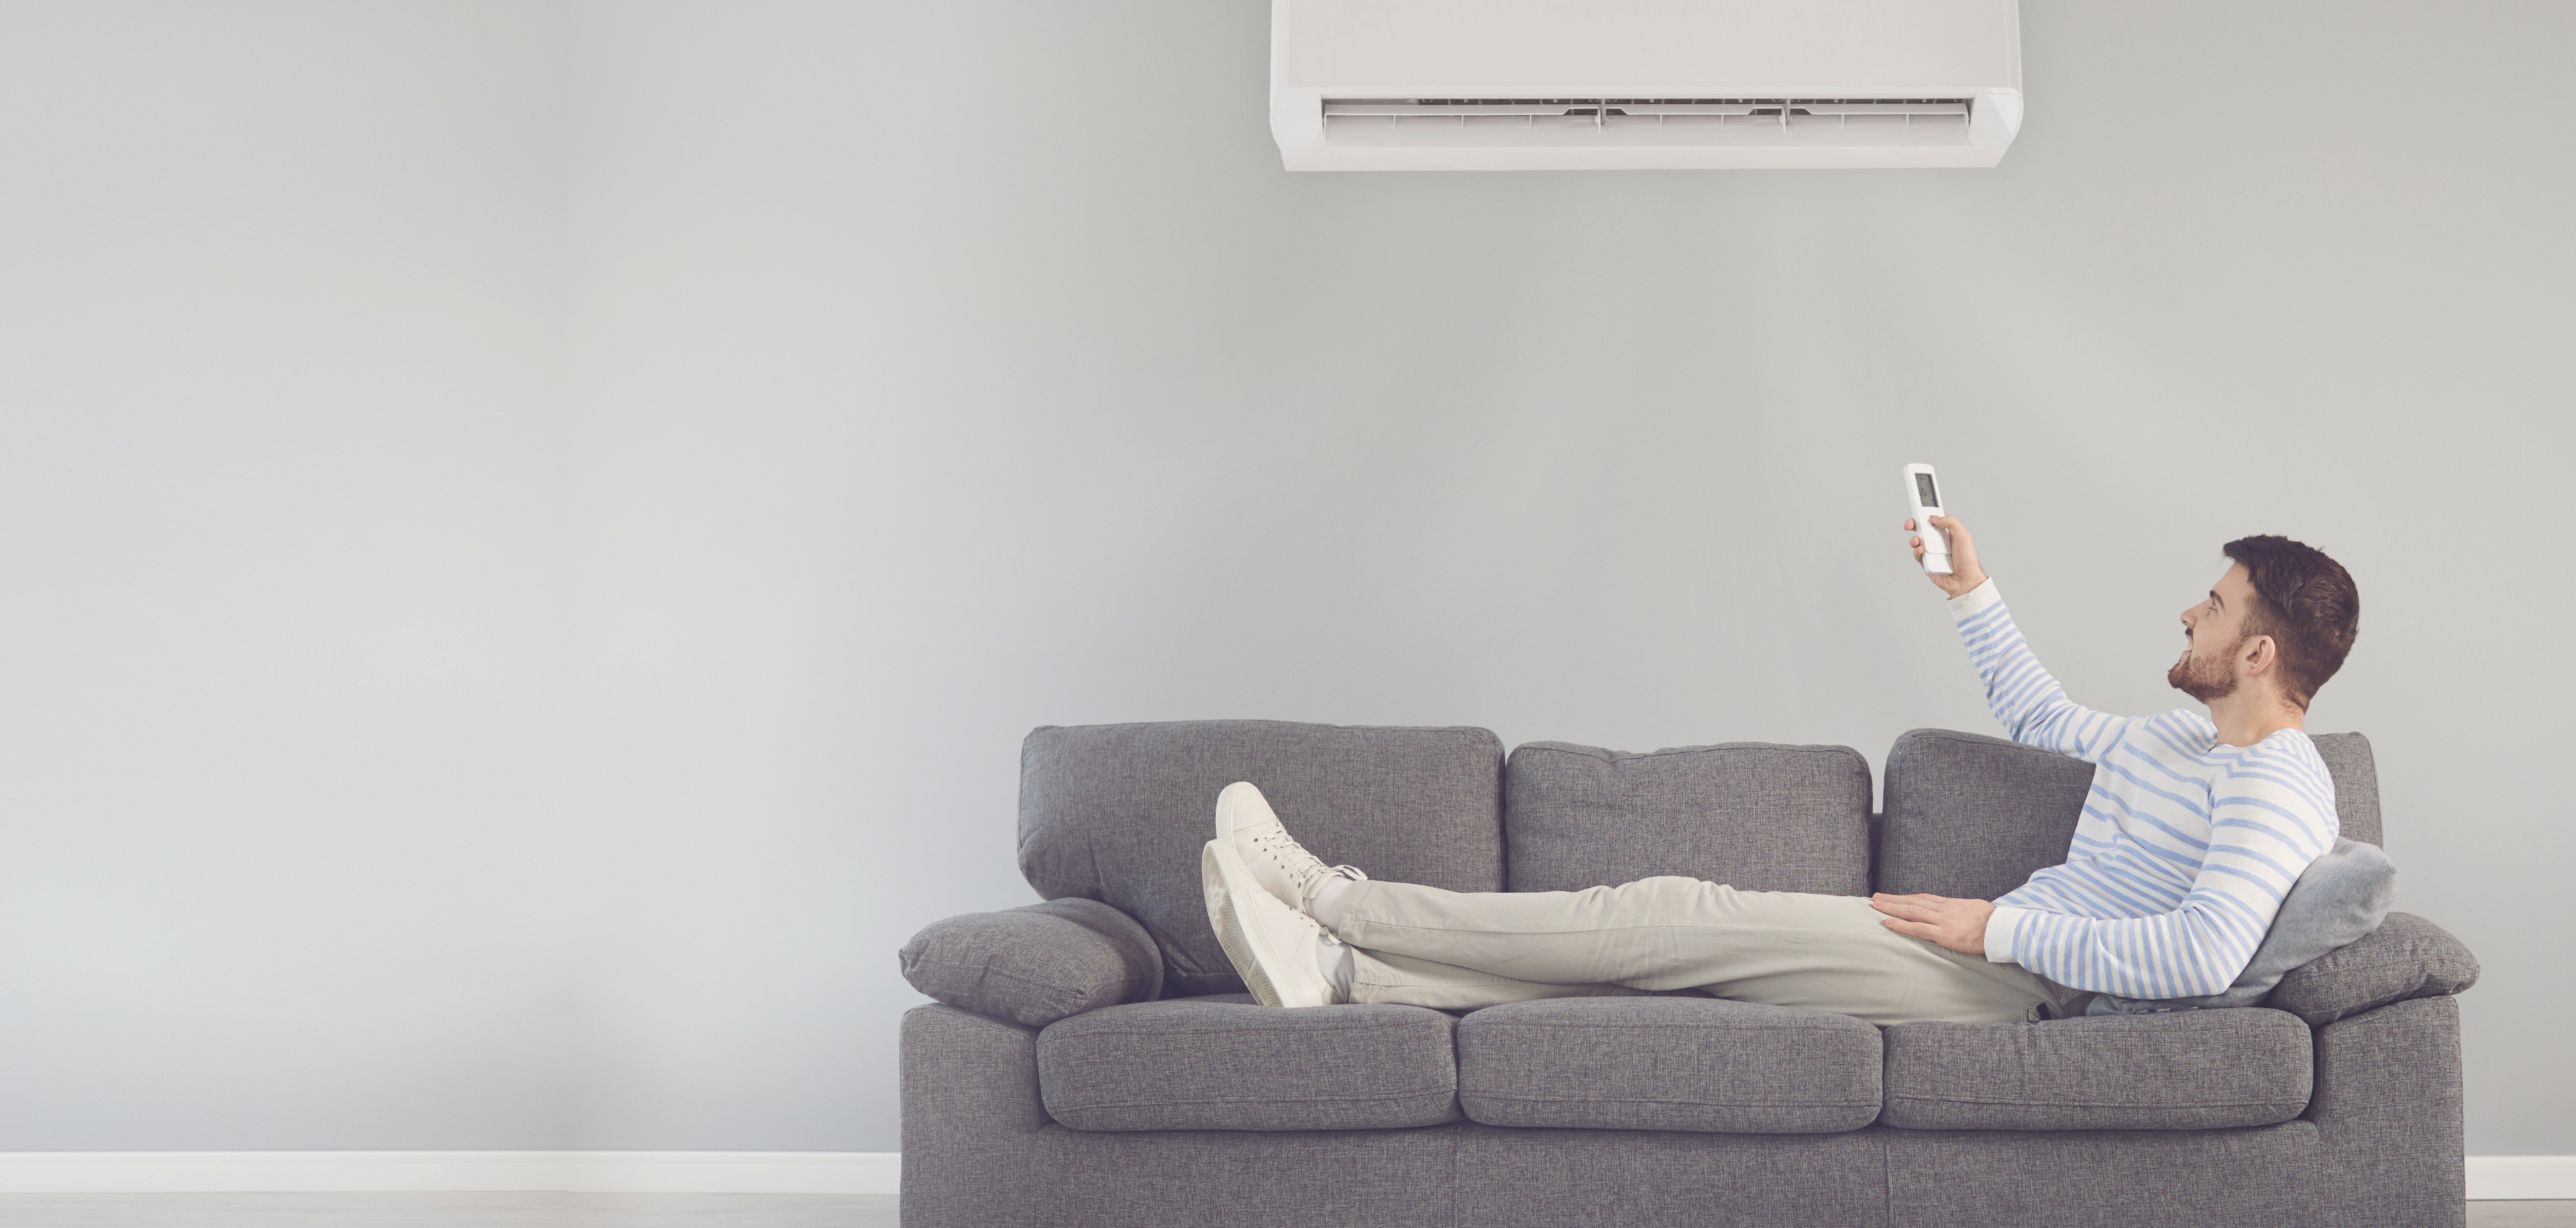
[2478,1204,2576,1227]
[0,1194,2557,1226]
[0,1194,899,1227]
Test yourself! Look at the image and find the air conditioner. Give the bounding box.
[1270,0,2023,171]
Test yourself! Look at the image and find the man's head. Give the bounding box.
[2168,535,2360,711]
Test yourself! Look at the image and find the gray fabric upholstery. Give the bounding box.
[1019,721,1505,996]
[2310,731,2383,846]
[1503,741,1872,895]
[1877,729,2092,900]
[900,999,2469,1227]
[899,1005,1053,1228]
[1880,1008,2312,1130]
[2265,911,2481,1027]
[899,899,1162,1027]
[1454,1124,1891,1228]
[1053,1124,1466,1228]
[1454,996,1880,1133]
[1878,727,2387,899]
[2090,837,2396,1015]
[2308,995,2467,1228]
[894,722,2466,1227]
[1034,994,1459,1131]
[1052,1123,1891,1228]
[1884,1121,2320,1228]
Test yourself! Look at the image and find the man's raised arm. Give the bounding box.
[1909,515,2132,764]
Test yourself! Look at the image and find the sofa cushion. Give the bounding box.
[1034,994,1460,1131]
[1455,996,1881,1133]
[1877,728,2385,899]
[1503,742,1872,895]
[1880,1008,2312,1130]
[898,899,1162,1027]
[2264,911,2480,1027]
[1876,730,2091,902]
[1020,721,1505,997]
[2309,731,2382,846]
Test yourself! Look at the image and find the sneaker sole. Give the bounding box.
[1202,841,1291,1008]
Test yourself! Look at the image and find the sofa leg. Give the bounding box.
[2306,995,2466,1228]
[900,1003,1055,1228]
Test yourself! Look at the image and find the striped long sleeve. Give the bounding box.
[1947,580,2338,1000]
[1953,580,2135,763]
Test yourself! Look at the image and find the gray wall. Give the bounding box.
[0,1,575,1148]
[0,0,2565,1154]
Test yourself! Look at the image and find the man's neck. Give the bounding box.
[2206,693,2305,748]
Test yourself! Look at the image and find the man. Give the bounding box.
[1199,515,2361,1025]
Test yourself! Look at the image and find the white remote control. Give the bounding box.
[1903,463,1953,575]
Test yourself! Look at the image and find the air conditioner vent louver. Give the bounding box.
[1322,98,1976,148]
[1271,0,2024,170]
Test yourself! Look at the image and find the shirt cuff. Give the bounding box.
[1983,905,2029,964]
[1947,576,2002,621]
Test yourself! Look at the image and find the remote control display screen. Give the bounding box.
[1915,472,1940,507]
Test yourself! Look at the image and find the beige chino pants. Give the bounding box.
[1332,876,2084,1025]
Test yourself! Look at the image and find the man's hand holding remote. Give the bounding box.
[1906,514,1988,598]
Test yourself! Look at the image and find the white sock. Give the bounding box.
[1309,876,1354,930]
[1313,939,1354,999]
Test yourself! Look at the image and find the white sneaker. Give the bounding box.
[1213,781,1366,914]
[1200,839,1345,1009]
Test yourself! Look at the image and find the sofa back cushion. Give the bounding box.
[1503,742,1873,896]
[1876,727,2385,899]
[1020,721,1505,997]
[2310,731,2382,846]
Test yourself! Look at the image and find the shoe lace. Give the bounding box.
[1252,831,1362,882]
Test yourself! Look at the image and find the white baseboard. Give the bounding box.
[0,1151,2556,1199]
[2470,1156,2576,1200]
[0,1152,900,1195]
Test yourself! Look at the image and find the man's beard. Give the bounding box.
[2167,636,2241,703]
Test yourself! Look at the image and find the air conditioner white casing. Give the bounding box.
[1271,0,2023,171]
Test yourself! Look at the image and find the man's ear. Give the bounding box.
[2240,634,2277,676]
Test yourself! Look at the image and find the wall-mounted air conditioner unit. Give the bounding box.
[1270,0,2023,170]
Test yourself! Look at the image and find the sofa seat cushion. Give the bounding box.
[1882,1008,2312,1130]
[1455,996,1882,1133]
[1035,994,1459,1131]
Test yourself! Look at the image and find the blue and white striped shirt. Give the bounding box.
[1951,580,2338,1000]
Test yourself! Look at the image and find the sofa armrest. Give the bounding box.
[2265,912,2479,1027]
[900,898,1163,1026]
[2304,996,2466,1226]
[902,1005,1055,1228]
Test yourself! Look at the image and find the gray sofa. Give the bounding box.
[899,721,2480,1228]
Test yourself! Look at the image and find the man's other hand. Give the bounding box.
[1903,513,1988,598]
[1871,892,1996,956]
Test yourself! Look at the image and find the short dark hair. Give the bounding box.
[2221,535,2359,709]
